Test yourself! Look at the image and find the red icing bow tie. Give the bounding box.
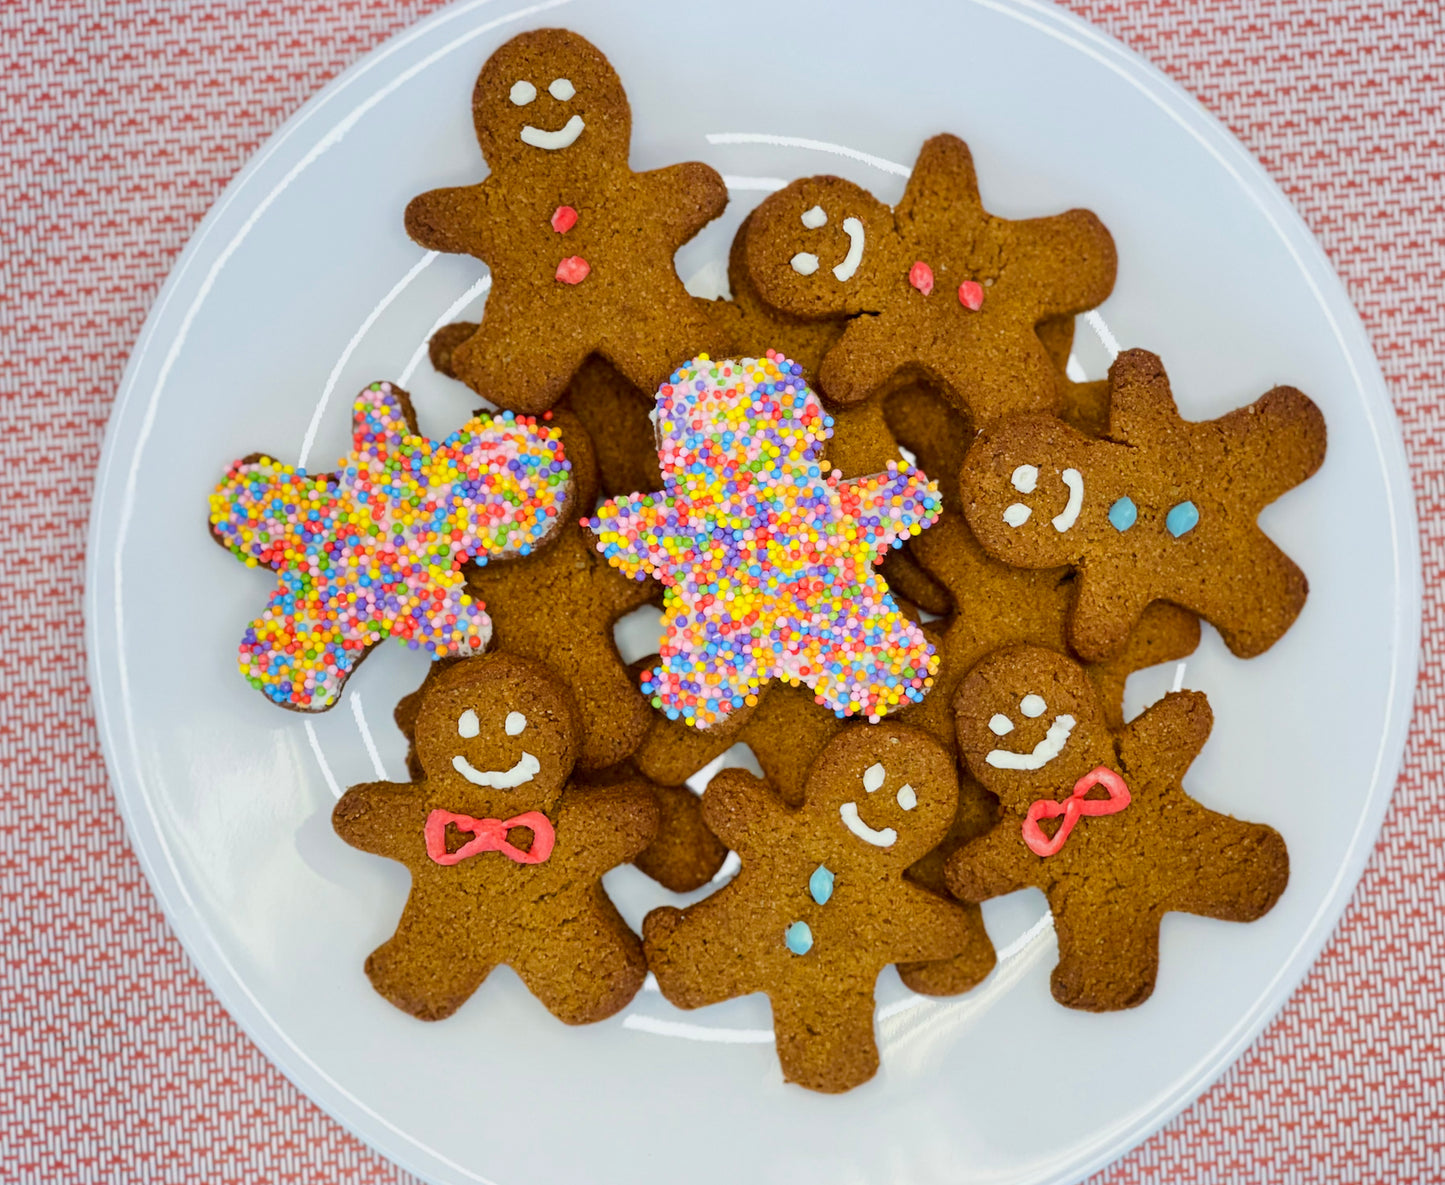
[424,809,556,866]
[1021,766,1131,857]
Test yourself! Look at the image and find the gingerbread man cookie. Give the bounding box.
[744,134,1117,420]
[333,654,656,1024]
[960,348,1327,661]
[947,645,1289,1011]
[588,353,941,728]
[404,28,730,413]
[644,724,978,1092]
[208,382,569,711]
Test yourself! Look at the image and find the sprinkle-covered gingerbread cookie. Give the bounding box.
[333,653,656,1024]
[960,348,1327,661]
[404,28,730,413]
[644,724,978,1092]
[947,645,1289,1011]
[208,382,569,711]
[588,353,941,728]
[744,134,1117,419]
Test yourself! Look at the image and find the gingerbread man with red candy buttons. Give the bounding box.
[404,28,731,414]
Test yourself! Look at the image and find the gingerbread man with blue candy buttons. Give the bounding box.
[960,348,1326,663]
[642,723,978,1093]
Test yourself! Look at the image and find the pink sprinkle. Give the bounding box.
[551,205,578,234]
[958,280,984,311]
[908,260,934,296]
[556,256,590,284]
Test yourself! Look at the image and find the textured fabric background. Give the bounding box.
[1,1,1440,1181]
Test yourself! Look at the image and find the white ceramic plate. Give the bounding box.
[86,1,1420,1182]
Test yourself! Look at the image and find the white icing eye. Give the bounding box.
[800,205,827,229]
[510,80,537,105]
[505,711,526,737]
[458,709,480,738]
[863,763,885,793]
[548,77,575,100]
[790,252,820,276]
[1020,695,1047,718]
[1011,464,1039,493]
[1003,503,1032,527]
[896,784,917,811]
[988,714,1014,736]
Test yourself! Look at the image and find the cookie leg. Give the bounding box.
[770,984,881,1093]
[510,888,648,1024]
[1067,566,1155,664]
[451,321,592,415]
[364,897,497,1022]
[601,299,730,397]
[631,782,729,893]
[1049,896,1162,1011]
[818,317,907,406]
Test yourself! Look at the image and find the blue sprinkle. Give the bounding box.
[1166,500,1199,538]
[784,921,814,955]
[1108,496,1137,532]
[809,865,834,905]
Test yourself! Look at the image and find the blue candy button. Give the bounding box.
[1166,500,1200,538]
[809,864,834,905]
[784,921,814,955]
[1108,496,1137,532]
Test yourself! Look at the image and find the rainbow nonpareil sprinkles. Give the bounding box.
[209,382,570,711]
[588,352,940,728]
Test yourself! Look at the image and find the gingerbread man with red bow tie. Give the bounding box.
[946,645,1289,1012]
[332,653,657,1025]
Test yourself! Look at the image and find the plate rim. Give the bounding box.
[83,1,1424,1183]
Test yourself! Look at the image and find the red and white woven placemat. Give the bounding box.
[2,2,1440,1181]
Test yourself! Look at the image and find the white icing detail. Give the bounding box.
[1003,502,1032,528]
[840,801,897,848]
[863,763,885,793]
[790,252,820,276]
[458,709,480,738]
[986,715,1076,770]
[988,713,1014,736]
[509,80,536,105]
[1011,464,1039,493]
[896,784,917,811]
[1020,694,1046,718]
[1052,468,1084,532]
[452,751,541,788]
[833,217,865,281]
[520,114,585,150]
[505,711,526,736]
[800,204,827,229]
[548,77,575,100]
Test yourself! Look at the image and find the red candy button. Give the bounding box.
[551,205,578,234]
[555,256,590,284]
[908,260,934,296]
[958,280,984,310]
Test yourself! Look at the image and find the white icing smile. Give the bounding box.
[452,751,541,788]
[520,114,585,150]
[1052,468,1084,531]
[986,715,1076,770]
[833,217,864,281]
[840,801,896,848]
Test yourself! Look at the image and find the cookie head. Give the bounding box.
[962,416,1092,566]
[954,646,1112,808]
[744,176,893,319]
[654,353,828,488]
[413,654,579,816]
[471,28,629,170]
[804,725,957,867]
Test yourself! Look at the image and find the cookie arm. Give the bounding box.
[700,768,791,859]
[1215,385,1328,508]
[404,181,496,258]
[1116,689,1213,782]
[332,781,430,861]
[555,780,661,873]
[589,493,692,583]
[945,822,1040,902]
[640,161,729,244]
[833,464,942,551]
[208,456,333,564]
